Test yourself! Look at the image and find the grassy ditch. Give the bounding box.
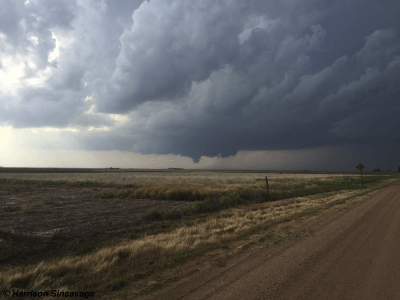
[0,175,399,299]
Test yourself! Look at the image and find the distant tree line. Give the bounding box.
[372,168,400,172]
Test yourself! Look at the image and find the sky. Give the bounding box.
[0,0,399,171]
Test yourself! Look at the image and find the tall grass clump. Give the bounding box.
[164,208,182,220]
[145,208,164,221]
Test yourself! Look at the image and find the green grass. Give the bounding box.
[129,233,138,240]
[145,208,164,221]
[50,231,61,240]
[185,198,222,214]
[325,198,347,208]
[107,277,125,291]
[95,191,115,199]
[0,241,9,249]
[262,229,307,245]
[198,242,218,249]
[66,241,100,256]
[21,204,36,213]
[285,230,306,239]
[117,189,131,199]
[167,249,196,262]
[164,208,182,220]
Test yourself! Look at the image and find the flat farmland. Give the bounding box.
[1,170,399,299]
[0,180,193,267]
[0,169,369,184]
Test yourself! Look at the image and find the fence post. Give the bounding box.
[361,170,363,187]
[266,176,270,200]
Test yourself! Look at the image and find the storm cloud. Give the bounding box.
[1,0,399,170]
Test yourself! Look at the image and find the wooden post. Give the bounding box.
[266,176,270,199]
[360,170,363,187]
[357,163,365,188]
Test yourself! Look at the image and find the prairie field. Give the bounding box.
[0,169,399,299]
[0,169,367,184]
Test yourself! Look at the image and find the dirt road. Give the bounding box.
[139,182,400,300]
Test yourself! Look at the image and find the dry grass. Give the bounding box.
[0,171,365,184]
[112,181,244,201]
[1,175,399,299]
[91,176,385,211]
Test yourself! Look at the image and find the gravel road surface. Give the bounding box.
[139,182,400,300]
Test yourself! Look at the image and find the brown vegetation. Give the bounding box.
[0,172,399,299]
[0,170,367,184]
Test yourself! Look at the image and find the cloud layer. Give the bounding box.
[1,0,399,169]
